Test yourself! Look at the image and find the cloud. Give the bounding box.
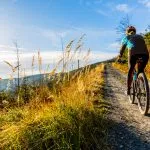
[138,0,150,8]
[72,27,116,37]
[90,51,117,62]
[0,44,25,52]
[96,9,109,16]
[39,28,69,47]
[0,45,117,79]
[38,26,116,50]
[116,4,131,13]
[0,49,63,78]
[0,23,16,45]
[108,42,120,50]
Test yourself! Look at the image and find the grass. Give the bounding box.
[112,61,150,80]
[0,50,110,149]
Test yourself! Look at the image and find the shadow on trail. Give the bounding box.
[104,64,150,150]
[108,121,150,150]
[145,113,150,117]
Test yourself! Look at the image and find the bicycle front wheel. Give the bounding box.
[137,72,149,115]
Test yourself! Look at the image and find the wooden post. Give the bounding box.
[78,59,80,69]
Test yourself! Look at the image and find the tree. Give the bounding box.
[115,15,131,62]
[116,15,130,38]
[144,25,150,47]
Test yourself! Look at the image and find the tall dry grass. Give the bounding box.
[112,61,150,79]
[0,38,110,149]
[0,63,108,149]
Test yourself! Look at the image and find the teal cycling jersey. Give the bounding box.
[121,34,143,49]
[121,35,134,49]
[120,34,148,56]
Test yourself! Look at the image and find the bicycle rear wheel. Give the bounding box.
[137,72,149,115]
[129,81,135,104]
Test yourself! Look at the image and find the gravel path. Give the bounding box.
[105,64,150,150]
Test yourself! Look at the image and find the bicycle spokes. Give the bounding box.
[136,73,149,115]
[129,81,135,104]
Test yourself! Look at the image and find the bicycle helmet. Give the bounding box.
[126,26,136,35]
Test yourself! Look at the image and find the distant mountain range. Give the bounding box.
[0,74,49,91]
[0,59,116,91]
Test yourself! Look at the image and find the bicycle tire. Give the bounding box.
[129,80,135,104]
[137,72,149,115]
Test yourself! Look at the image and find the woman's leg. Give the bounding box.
[127,55,136,94]
[137,54,149,73]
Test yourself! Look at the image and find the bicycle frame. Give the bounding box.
[117,57,149,115]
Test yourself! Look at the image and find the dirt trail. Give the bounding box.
[104,64,150,150]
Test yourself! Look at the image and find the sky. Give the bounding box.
[0,0,150,78]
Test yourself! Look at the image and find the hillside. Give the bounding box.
[0,30,150,149]
[1,58,150,150]
[0,63,111,149]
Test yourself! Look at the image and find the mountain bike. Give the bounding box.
[129,57,149,115]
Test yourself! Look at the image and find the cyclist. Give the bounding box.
[117,26,149,95]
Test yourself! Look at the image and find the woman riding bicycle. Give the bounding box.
[118,26,149,95]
